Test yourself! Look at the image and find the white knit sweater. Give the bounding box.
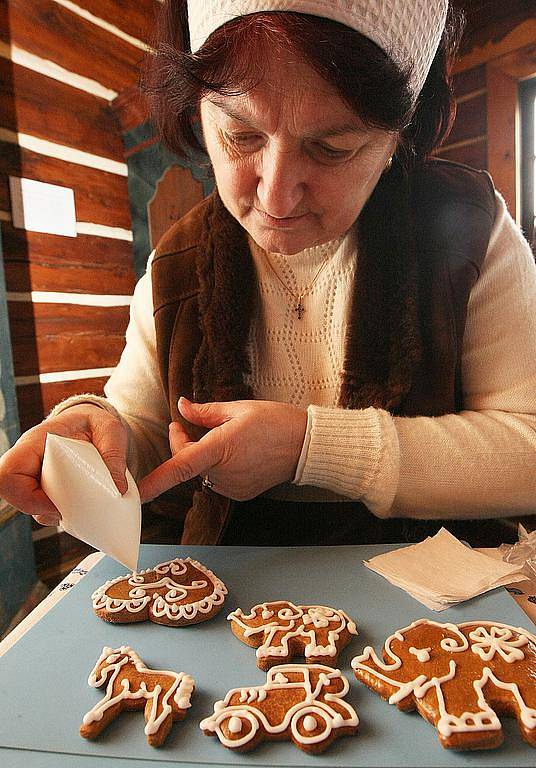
[53,191,536,520]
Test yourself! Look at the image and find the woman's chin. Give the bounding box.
[247,223,321,255]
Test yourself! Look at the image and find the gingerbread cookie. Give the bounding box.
[200,663,358,753]
[352,619,536,750]
[228,600,357,670]
[91,557,227,626]
[80,646,194,746]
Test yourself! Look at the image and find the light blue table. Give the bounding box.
[0,543,534,767]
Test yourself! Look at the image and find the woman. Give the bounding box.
[1,0,535,546]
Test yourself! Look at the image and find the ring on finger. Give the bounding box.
[201,475,214,490]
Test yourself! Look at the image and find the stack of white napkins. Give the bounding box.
[41,434,141,570]
[364,527,527,611]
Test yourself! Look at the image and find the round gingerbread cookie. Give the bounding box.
[228,600,358,670]
[91,557,227,626]
[200,663,359,753]
[352,618,536,751]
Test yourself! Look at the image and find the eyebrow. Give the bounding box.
[207,98,366,139]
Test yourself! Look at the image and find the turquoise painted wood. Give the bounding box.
[124,121,214,278]
[0,512,35,634]
[0,227,36,634]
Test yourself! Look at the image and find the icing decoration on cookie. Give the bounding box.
[409,646,431,662]
[200,663,358,753]
[228,601,357,669]
[91,558,227,626]
[352,619,536,750]
[80,646,194,747]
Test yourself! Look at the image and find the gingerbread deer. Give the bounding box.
[80,646,195,746]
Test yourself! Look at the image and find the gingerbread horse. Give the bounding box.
[80,646,195,746]
[228,600,358,669]
[352,619,536,750]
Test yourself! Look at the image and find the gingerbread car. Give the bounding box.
[200,663,359,753]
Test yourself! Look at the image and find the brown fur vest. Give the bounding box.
[152,159,496,544]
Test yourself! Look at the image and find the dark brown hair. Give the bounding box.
[143,3,468,416]
[142,1,464,170]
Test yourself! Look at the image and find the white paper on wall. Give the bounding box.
[9,177,77,237]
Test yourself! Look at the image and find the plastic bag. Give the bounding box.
[498,524,536,580]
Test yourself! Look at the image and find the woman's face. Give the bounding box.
[200,54,397,254]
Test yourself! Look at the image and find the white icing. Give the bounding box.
[227,602,358,663]
[469,625,528,663]
[473,667,536,731]
[82,646,194,739]
[352,619,536,739]
[228,716,243,734]
[409,646,431,662]
[91,558,227,622]
[303,715,318,732]
[200,663,359,748]
[238,687,267,704]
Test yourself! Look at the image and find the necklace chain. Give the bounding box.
[263,250,334,320]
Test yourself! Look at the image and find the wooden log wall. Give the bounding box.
[436,64,488,171]
[436,10,536,224]
[0,0,162,585]
[0,0,161,433]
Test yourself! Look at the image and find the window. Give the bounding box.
[520,78,536,250]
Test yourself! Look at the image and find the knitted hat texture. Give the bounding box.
[187,0,448,98]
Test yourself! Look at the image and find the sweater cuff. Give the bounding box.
[48,394,123,422]
[294,404,383,500]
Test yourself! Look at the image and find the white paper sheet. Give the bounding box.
[364,527,527,610]
[41,434,141,570]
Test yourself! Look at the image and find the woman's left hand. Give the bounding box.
[138,397,307,502]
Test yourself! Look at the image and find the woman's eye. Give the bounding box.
[225,132,263,151]
[311,142,354,161]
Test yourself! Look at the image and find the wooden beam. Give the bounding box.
[453,64,487,98]
[111,86,150,133]
[4,0,145,93]
[488,42,536,82]
[447,93,487,147]
[16,376,110,431]
[7,302,129,376]
[486,63,518,217]
[1,225,136,295]
[0,59,124,161]
[453,19,536,74]
[436,138,488,172]
[78,0,161,47]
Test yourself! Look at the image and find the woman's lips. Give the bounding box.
[254,209,309,227]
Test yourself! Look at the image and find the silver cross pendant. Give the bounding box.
[294,299,305,320]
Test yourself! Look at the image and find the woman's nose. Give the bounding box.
[256,146,306,218]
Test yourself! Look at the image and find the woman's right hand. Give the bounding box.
[0,404,129,527]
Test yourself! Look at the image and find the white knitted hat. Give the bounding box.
[187,0,448,99]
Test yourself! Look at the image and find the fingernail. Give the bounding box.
[37,516,60,526]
